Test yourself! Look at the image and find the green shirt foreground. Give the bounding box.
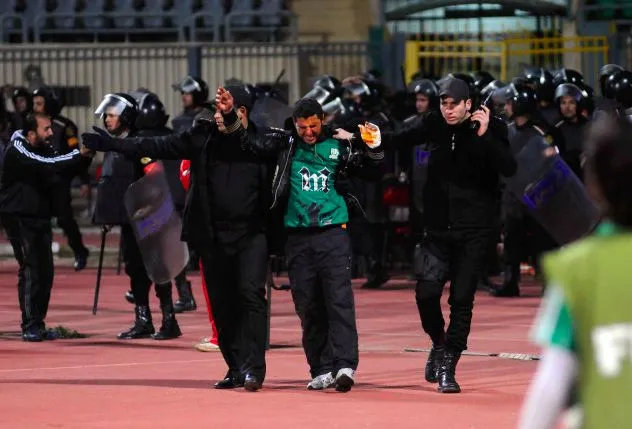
[534,220,632,429]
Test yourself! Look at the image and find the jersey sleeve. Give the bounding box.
[531,285,576,352]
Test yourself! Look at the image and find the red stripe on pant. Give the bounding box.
[199,261,219,342]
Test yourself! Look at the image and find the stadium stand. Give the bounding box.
[0,0,297,43]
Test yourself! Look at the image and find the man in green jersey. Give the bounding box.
[234,97,383,392]
[518,115,632,429]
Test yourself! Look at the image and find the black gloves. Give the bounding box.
[81,126,113,152]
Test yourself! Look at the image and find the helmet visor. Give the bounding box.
[172,76,202,94]
[303,87,331,105]
[94,94,134,117]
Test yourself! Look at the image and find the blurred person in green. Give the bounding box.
[518,114,632,429]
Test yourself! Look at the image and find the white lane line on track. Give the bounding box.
[0,359,215,374]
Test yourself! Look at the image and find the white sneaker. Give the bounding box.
[194,337,220,352]
[334,368,355,392]
[307,372,335,390]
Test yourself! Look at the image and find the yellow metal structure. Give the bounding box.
[404,36,609,85]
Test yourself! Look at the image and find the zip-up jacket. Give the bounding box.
[381,111,517,231]
[0,131,90,217]
[232,122,385,223]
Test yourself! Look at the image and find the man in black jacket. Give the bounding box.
[0,112,93,341]
[379,78,517,393]
[82,86,270,392]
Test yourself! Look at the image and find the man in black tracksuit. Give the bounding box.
[0,112,93,341]
[380,78,517,393]
[83,86,270,392]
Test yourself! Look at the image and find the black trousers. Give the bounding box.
[504,214,557,282]
[121,224,153,307]
[51,184,88,258]
[286,226,359,378]
[2,215,54,331]
[200,233,268,380]
[415,228,492,352]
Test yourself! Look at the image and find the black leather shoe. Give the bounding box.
[425,345,445,383]
[22,327,43,342]
[244,373,263,392]
[489,284,520,297]
[73,250,89,271]
[125,290,135,304]
[214,376,244,389]
[438,349,461,393]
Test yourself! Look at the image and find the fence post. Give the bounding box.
[187,46,202,78]
[404,40,419,84]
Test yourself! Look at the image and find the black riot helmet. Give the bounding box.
[172,75,209,106]
[94,93,138,133]
[612,70,632,109]
[554,83,584,105]
[471,71,495,94]
[407,78,439,108]
[552,68,585,88]
[605,70,624,100]
[599,64,624,97]
[523,67,555,103]
[505,82,538,118]
[303,75,341,106]
[11,86,32,113]
[32,85,63,117]
[129,91,169,130]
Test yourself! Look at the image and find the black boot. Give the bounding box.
[438,349,461,393]
[117,305,155,339]
[490,265,520,297]
[124,290,135,304]
[425,344,445,383]
[174,280,197,313]
[152,303,182,340]
[361,256,390,289]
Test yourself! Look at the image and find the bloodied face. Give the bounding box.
[295,115,323,144]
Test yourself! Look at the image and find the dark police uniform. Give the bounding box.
[49,115,90,268]
[555,116,588,181]
[0,130,90,341]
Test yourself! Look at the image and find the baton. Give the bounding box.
[92,225,110,315]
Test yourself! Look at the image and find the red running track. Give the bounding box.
[0,264,543,429]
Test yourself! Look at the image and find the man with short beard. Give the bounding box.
[554,83,589,181]
[0,112,93,341]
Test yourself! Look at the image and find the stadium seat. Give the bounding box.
[229,0,254,27]
[113,0,136,29]
[25,0,46,32]
[174,0,194,27]
[201,0,224,28]
[142,0,167,28]
[0,0,18,31]
[53,0,76,29]
[259,0,283,26]
[83,0,106,29]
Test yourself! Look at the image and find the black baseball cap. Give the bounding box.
[225,85,254,112]
[439,78,470,102]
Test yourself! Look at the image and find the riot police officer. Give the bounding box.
[490,83,562,297]
[171,76,210,134]
[553,83,589,180]
[523,67,559,126]
[92,93,181,340]
[32,86,90,270]
[118,91,196,313]
[10,86,32,132]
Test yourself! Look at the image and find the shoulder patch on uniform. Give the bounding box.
[544,134,554,145]
[140,157,153,165]
[65,126,76,137]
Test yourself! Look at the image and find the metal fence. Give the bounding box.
[404,36,609,88]
[0,42,369,134]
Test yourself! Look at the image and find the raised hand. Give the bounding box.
[215,86,234,114]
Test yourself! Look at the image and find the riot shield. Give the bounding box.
[124,162,189,284]
[250,96,294,129]
[506,136,600,245]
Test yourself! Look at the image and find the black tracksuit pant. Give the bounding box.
[51,183,88,258]
[200,233,268,380]
[2,215,54,332]
[415,228,492,352]
[286,226,359,378]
